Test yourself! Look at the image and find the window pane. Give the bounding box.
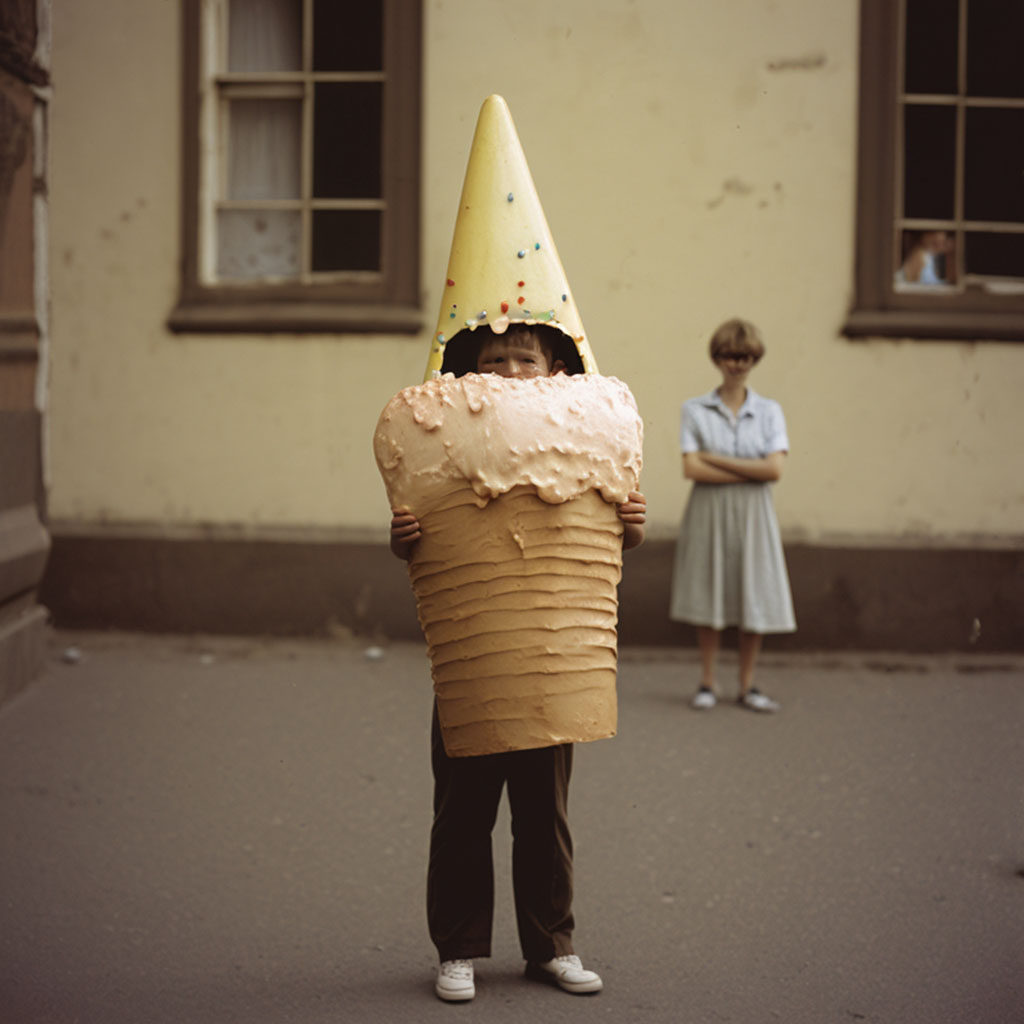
[313,83,382,199]
[964,108,1024,223]
[217,209,301,279]
[227,99,301,200]
[965,232,1024,278]
[228,0,301,72]
[904,0,958,95]
[313,0,383,71]
[903,104,956,219]
[967,0,1024,99]
[312,210,380,271]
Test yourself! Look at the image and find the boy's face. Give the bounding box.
[476,333,562,379]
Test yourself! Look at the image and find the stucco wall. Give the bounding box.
[46,0,1023,550]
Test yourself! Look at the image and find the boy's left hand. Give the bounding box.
[616,491,647,524]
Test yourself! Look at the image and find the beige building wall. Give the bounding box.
[43,1,1023,648]
[47,0,1023,546]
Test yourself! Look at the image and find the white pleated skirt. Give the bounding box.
[670,482,796,634]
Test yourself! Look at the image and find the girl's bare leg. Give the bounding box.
[738,630,763,694]
[696,626,720,690]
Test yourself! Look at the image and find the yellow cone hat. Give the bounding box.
[425,95,598,381]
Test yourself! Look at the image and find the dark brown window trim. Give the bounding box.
[844,308,1024,342]
[844,0,1024,342]
[169,0,423,336]
[167,301,422,335]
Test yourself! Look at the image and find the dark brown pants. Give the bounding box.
[427,704,575,962]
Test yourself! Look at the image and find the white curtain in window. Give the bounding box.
[217,209,301,279]
[228,0,301,71]
[228,99,301,200]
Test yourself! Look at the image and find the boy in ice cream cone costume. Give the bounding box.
[373,96,646,1002]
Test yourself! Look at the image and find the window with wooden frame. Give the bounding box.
[845,0,1024,341]
[169,0,422,334]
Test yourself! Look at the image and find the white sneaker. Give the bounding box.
[435,959,475,1002]
[691,686,717,710]
[739,688,781,713]
[526,954,603,994]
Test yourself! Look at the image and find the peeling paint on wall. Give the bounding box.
[766,51,827,72]
[706,178,784,211]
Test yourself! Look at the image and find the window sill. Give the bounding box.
[167,301,423,335]
[843,308,1024,342]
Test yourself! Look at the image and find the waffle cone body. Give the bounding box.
[409,485,622,757]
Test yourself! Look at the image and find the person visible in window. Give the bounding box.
[669,318,795,712]
[389,325,647,1002]
[897,230,954,286]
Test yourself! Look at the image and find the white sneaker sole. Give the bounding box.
[525,962,603,994]
[558,977,603,994]
[435,984,475,1002]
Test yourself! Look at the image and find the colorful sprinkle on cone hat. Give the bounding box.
[425,94,598,382]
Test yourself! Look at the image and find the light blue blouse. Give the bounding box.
[679,388,789,460]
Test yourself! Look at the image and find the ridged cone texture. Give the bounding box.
[408,485,621,756]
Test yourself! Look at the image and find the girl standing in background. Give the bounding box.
[670,319,796,712]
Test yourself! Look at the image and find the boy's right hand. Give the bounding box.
[390,508,422,560]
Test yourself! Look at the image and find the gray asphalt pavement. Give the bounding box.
[1,631,1022,1024]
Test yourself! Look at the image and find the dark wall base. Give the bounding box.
[620,540,1022,652]
[40,533,419,641]
[0,602,48,707]
[40,533,1024,653]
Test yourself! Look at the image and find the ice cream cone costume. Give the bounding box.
[374,96,642,757]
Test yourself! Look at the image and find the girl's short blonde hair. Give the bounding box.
[708,318,765,362]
